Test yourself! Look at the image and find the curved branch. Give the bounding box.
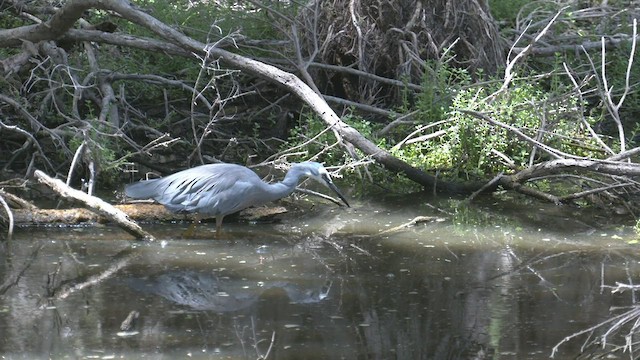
[0,0,474,192]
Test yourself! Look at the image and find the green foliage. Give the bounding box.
[418,60,468,122]
[287,110,381,165]
[488,0,530,26]
[391,64,605,180]
[127,0,292,53]
[635,220,640,239]
[67,120,124,187]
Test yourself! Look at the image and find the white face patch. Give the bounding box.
[318,168,329,178]
[309,167,331,187]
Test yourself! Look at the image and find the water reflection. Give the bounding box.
[126,270,332,312]
[0,198,638,359]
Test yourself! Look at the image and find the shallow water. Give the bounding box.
[1,195,639,359]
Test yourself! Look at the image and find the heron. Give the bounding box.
[125,161,349,235]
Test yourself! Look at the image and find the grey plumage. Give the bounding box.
[125,161,349,233]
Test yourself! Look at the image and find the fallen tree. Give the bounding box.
[1,0,640,233]
[0,0,443,189]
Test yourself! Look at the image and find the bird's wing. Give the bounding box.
[189,178,263,216]
[150,164,261,215]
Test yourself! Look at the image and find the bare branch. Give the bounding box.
[0,193,14,240]
[491,7,567,98]
[34,169,154,241]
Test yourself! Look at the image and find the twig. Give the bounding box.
[294,187,347,207]
[551,306,640,357]
[610,282,640,294]
[512,34,640,56]
[562,62,613,155]
[66,141,86,188]
[466,172,503,202]
[391,119,450,151]
[0,243,43,294]
[601,18,637,153]
[457,109,572,159]
[491,7,567,99]
[378,110,419,136]
[310,62,422,92]
[378,216,441,235]
[559,182,635,202]
[323,95,394,117]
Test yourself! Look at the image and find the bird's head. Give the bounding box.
[294,162,350,207]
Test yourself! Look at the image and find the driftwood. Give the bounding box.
[34,170,154,241]
[12,203,288,226]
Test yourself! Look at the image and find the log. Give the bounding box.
[34,170,154,241]
[12,203,288,226]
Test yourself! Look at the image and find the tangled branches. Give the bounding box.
[297,0,505,104]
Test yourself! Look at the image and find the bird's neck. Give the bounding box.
[262,167,304,202]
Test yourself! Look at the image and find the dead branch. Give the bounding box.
[323,95,394,117]
[0,193,14,239]
[492,7,567,99]
[33,170,154,240]
[610,282,640,294]
[558,182,636,202]
[0,189,36,210]
[466,173,504,202]
[377,216,443,235]
[495,157,640,205]
[601,19,637,153]
[0,97,58,170]
[11,203,287,225]
[513,34,640,56]
[310,62,422,91]
[497,175,562,204]
[512,159,640,182]
[0,242,43,295]
[458,109,570,159]
[551,306,640,358]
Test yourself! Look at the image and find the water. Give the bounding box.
[0,195,638,359]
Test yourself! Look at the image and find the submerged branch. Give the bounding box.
[0,242,43,295]
[47,247,139,302]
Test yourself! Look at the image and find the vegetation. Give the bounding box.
[3,1,640,357]
[0,0,640,209]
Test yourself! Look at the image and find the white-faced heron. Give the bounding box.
[125,161,349,234]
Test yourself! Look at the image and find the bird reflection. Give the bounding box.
[126,270,331,312]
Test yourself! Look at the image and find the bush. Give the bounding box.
[391,70,605,180]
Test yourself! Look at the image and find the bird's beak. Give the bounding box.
[326,180,350,207]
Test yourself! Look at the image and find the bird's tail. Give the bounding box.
[125,179,160,199]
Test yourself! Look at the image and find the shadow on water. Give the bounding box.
[1,195,639,359]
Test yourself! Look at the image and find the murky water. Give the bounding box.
[1,195,639,359]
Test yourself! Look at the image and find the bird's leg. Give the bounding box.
[215,216,224,237]
[183,214,202,238]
